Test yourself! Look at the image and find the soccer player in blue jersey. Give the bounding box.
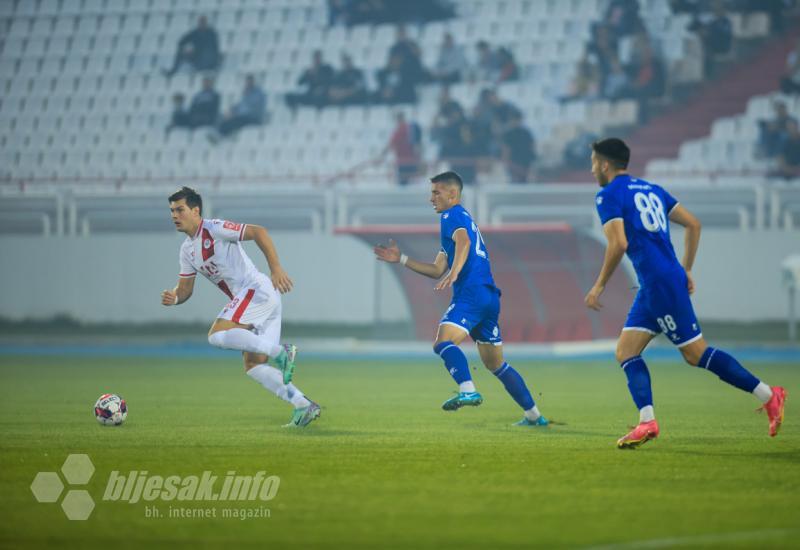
[585,138,786,448]
[373,171,548,426]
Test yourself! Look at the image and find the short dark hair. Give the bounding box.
[592,138,630,169]
[430,171,463,192]
[169,186,202,215]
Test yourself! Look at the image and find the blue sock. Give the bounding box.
[434,341,472,385]
[621,356,653,410]
[698,347,760,392]
[493,362,535,410]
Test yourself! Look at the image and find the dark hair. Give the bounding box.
[168,186,202,215]
[430,171,463,192]
[592,138,630,169]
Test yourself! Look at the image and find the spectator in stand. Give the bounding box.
[439,109,480,185]
[431,87,464,137]
[561,51,601,102]
[432,33,469,84]
[501,111,536,183]
[188,77,220,128]
[473,40,501,83]
[209,75,266,142]
[329,53,368,105]
[780,40,800,95]
[758,101,797,158]
[388,25,428,85]
[166,93,193,134]
[604,0,643,37]
[378,111,422,185]
[688,0,733,75]
[603,55,631,100]
[162,16,221,78]
[470,88,521,157]
[772,119,800,179]
[624,33,666,100]
[375,53,418,104]
[495,47,520,83]
[587,24,619,92]
[285,51,336,109]
[328,0,353,26]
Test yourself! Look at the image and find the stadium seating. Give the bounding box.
[0,0,734,183]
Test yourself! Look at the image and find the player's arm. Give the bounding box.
[668,203,701,294]
[242,224,293,294]
[161,276,195,306]
[434,228,469,290]
[373,239,448,279]
[585,219,628,310]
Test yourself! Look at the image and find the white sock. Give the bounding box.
[524,406,541,421]
[459,381,476,393]
[753,382,773,404]
[246,364,310,408]
[639,405,655,423]
[208,328,283,357]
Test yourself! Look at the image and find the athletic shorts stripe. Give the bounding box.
[232,289,255,323]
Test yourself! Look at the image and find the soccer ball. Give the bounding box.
[94,393,128,426]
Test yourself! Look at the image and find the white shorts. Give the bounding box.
[218,280,282,344]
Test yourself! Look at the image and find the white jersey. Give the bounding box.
[178,219,266,298]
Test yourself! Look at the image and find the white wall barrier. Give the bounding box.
[1,229,797,325]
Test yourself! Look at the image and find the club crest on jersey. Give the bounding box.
[204,239,212,249]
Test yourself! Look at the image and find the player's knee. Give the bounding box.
[615,345,629,365]
[433,340,452,355]
[208,331,226,348]
[681,348,702,367]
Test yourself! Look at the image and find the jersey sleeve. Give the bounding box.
[178,247,196,278]
[595,187,623,225]
[441,210,469,240]
[207,218,247,242]
[661,187,679,214]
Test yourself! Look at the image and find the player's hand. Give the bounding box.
[434,270,458,291]
[271,267,294,294]
[584,284,604,311]
[373,239,401,263]
[685,270,695,295]
[161,289,178,306]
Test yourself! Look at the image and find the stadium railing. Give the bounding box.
[0,178,792,236]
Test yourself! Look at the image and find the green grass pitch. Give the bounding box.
[1,354,798,549]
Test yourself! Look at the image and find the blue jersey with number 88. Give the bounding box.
[595,174,682,287]
[440,204,496,295]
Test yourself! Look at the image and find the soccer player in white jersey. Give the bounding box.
[161,186,321,428]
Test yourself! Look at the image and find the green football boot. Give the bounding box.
[272,344,297,384]
[441,391,484,411]
[283,401,321,428]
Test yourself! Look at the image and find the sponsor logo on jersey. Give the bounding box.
[223,221,242,231]
[204,239,212,249]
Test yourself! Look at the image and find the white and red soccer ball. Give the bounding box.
[94,393,128,426]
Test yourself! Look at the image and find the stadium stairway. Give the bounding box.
[558,19,800,181]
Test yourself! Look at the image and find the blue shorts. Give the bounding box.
[439,285,503,345]
[624,269,702,347]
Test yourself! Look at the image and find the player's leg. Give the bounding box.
[434,322,483,410]
[615,290,661,449]
[655,271,786,436]
[476,342,548,426]
[206,286,295,383]
[679,337,786,437]
[242,351,319,427]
